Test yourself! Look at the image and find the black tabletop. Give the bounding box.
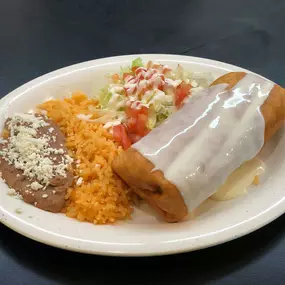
[1,0,285,284]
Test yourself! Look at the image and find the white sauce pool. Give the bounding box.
[133,74,274,210]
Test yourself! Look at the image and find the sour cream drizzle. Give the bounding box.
[124,66,181,99]
[133,74,274,210]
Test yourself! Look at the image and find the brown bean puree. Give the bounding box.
[0,113,73,212]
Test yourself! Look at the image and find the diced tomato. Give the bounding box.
[126,117,137,132]
[162,66,172,74]
[112,117,149,149]
[123,73,133,81]
[125,105,137,118]
[131,66,139,73]
[175,82,192,108]
[140,105,148,115]
[136,114,149,136]
[123,103,150,144]
[113,124,122,143]
[157,82,164,91]
[111,73,120,83]
[128,133,142,144]
[121,127,132,150]
[134,67,146,75]
[113,124,132,150]
[126,103,148,117]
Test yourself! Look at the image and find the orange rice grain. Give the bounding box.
[38,93,133,224]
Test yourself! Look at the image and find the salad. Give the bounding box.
[81,58,213,149]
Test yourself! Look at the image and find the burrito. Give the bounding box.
[112,72,285,222]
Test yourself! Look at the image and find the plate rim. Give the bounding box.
[1,53,284,257]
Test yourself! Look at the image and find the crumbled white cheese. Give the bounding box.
[7,188,17,196]
[52,190,56,194]
[30,181,43,190]
[48,127,54,133]
[0,113,73,187]
[12,113,49,128]
[42,194,48,198]
[7,188,23,199]
[64,155,73,163]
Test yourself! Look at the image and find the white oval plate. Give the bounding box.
[1,54,285,256]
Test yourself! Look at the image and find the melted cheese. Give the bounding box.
[211,158,264,201]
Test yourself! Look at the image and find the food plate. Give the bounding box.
[1,54,285,256]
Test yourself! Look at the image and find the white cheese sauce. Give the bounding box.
[133,74,274,210]
[211,158,264,201]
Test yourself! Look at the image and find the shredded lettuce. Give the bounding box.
[150,93,173,112]
[156,112,169,126]
[156,107,173,126]
[98,88,112,107]
[147,108,157,129]
[120,66,131,74]
[131,57,143,68]
[106,94,126,111]
[95,59,211,132]
[118,106,125,112]
[141,91,155,104]
[147,104,173,129]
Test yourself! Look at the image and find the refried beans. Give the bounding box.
[0,113,73,212]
